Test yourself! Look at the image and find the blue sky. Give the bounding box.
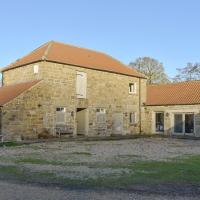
[1,0,200,79]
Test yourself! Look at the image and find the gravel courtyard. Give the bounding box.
[1,137,200,199]
[1,138,200,178]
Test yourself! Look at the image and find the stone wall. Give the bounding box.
[3,63,42,86]
[1,81,47,140]
[2,61,147,139]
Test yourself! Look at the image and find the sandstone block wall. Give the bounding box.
[2,61,147,139]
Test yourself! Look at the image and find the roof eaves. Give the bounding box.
[45,59,146,78]
[0,60,44,73]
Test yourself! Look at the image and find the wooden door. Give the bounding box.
[112,113,123,135]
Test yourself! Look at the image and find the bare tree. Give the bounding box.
[129,57,169,84]
[173,63,200,82]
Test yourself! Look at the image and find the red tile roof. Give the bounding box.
[1,41,145,78]
[146,81,200,106]
[0,81,40,106]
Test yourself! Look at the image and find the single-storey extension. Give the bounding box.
[144,81,200,137]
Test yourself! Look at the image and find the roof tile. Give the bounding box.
[2,41,145,78]
[146,81,200,106]
[0,80,40,106]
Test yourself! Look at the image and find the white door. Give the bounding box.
[76,108,88,135]
[112,113,123,135]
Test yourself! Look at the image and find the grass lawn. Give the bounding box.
[0,155,200,188]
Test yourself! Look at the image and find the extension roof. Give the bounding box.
[0,80,40,106]
[1,41,145,78]
[146,81,200,106]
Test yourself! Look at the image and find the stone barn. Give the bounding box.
[0,41,147,140]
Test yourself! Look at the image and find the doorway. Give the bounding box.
[112,113,123,135]
[155,112,164,132]
[76,108,88,135]
[174,113,194,135]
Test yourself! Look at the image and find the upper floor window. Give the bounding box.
[33,65,39,74]
[76,72,87,98]
[129,83,136,94]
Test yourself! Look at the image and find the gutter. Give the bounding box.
[1,72,3,87]
[2,60,147,79]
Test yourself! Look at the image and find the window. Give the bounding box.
[33,65,39,74]
[155,112,164,132]
[174,113,194,134]
[56,107,66,124]
[185,114,194,133]
[174,114,183,133]
[129,83,136,94]
[96,109,106,128]
[130,112,137,124]
[76,72,87,98]
[96,108,106,113]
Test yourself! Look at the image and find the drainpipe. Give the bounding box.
[139,78,142,134]
[1,72,3,87]
[0,106,2,141]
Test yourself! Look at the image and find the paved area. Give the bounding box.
[0,181,199,200]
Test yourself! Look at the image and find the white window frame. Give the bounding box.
[173,112,195,135]
[33,65,39,74]
[56,107,66,124]
[130,112,137,125]
[129,83,136,94]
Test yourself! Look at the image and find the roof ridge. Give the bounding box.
[6,41,50,68]
[2,40,146,78]
[42,41,53,60]
[51,40,145,77]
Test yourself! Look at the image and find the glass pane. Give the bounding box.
[155,113,164,132]
[185,114,194,133]
[174,114,183,133]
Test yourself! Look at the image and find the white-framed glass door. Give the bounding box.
[155,112,164,133]
[173,113,194,135]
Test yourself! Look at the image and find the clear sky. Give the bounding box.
[1,0,200,78]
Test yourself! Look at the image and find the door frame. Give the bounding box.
[112,113,124,135]
[76,108,89,136]
[173,112,195,136]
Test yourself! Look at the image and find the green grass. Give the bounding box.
[16,158,65,166]
[1,155,200,188]
[88,155,200,187]
[0,142,22,147]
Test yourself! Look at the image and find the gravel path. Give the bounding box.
[0,181,199,200]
